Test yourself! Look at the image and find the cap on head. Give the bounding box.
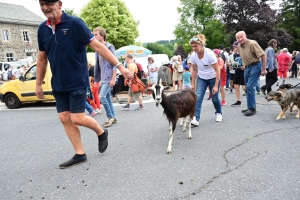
[232,41,239,47]
[184,65,190,70]
[213,49,221,55]
[171,56,178,62]
[282,48,288,52]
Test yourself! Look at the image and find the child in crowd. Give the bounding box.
[213,49,227,106]
[182,65,192,89]
[85,87,97,117]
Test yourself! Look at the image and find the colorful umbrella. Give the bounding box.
[115,45,152,58]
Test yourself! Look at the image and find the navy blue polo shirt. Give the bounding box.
[38,12,94,91]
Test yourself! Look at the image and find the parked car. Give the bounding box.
[0,63,54,109]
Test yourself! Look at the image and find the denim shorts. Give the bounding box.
[52,88,86,113]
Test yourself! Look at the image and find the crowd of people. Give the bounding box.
[35,0,300,169]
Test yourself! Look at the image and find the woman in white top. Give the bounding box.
[190,34,222,126]
[147,57,158,84]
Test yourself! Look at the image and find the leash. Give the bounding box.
[291,82,300,88]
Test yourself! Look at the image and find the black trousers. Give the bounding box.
[261,68,278,93]
[291,66,298,78]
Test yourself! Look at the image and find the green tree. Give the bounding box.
[145,43,173,58]
[64,8,78,17]
[80,0,139,50]
[174,0,227,50]
[222,0,292,49]
[279,0,300,50]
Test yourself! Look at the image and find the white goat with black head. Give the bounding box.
[147,81,196,154]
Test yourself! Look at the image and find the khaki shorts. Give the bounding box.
[128,87,141,99]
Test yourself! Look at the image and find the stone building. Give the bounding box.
[0,2,44,63]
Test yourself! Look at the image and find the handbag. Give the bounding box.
[177,64,183,73]
[129,74,147,93]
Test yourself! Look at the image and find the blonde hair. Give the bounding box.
[189,34,207,45]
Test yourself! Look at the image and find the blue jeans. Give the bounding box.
[85,101,93,114]
[226,72,230,88]
[244,62,261,109]
[100,83,116,119]
[256,79,260,92]
[194,76,222,121]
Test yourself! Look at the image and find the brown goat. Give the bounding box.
[147,81,196,154]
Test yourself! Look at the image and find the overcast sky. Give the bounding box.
[0,0,181,43]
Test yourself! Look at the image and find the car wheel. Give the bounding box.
[4,93,21,109]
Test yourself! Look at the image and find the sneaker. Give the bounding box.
[221,100,227,106]
[231,101,241,106]
[225,87,229,90]
[216,113,222,122]
[244,108,257,116]
[95,108,102,114]
[103,118,117,125]
[122,104,130,110]
[89,111,97,118]
[103,117,116,127]
[134,105,145,111]
[191,116,199,126]
[98,129,108,153]
[230,88,233,93]
[59,154,87,169]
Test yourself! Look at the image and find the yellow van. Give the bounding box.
[0,63,54,109]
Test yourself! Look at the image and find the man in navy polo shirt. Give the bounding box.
[36,0,132,169]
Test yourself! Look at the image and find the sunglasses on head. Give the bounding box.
[189,37,201,43]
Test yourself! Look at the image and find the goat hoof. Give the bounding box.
[295,115,299,118]
[166,150,172,154]
[188,136,192,139]
[183,129,186,132]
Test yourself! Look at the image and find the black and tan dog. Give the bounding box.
[277,83,300,111]
[266,89,300,120]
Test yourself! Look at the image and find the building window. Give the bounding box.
[6,53,13,61]
[2,30,9,41]
[23,31,29,42]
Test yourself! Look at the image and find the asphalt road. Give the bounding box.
[1,78,300,200]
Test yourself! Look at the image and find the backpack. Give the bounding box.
[295,53,300,64]
[135,62,144,79]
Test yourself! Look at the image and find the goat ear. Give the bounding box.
[146,88,154,93]
[163,86,172,91]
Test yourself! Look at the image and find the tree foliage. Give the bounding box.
[145,43,173,59]
[64,8,78,17]
[80,0,139,50]
[174,0,228,51]
[279,0,300,50]
[173,44,188,59]
[221,0,292,49]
